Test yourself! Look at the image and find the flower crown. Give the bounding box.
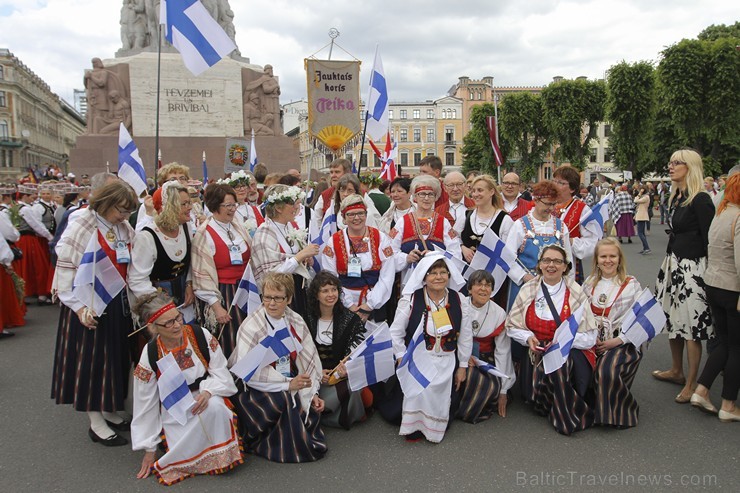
[359,173,383,187]
[217,170,252,187]
[265,186,306,206]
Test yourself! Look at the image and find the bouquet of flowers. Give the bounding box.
[286,227,308,249]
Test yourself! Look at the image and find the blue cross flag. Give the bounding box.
[345,321,395,391]
[469,228,518,297]
[229,321,303,383]
[117,123,147,196]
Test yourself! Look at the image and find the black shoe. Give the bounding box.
[628,238,633,243]
[88,428,128,447]
[404,431,424,442]
[0,332,15,339]
[105,419,131,432]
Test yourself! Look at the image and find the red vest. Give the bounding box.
[251,205,265,226]
[509,198,534,222]
[206,225,250,284]
[97,230,129,280]
[401,213,445,249]
[525,287,572,342]
[558,198,586,239]
[474,321,505,353]
[320,187,336,214]
[334,228,382,275]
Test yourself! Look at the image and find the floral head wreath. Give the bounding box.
[217,170,252,187]
[359,173,383,188]
[265,186,306,206]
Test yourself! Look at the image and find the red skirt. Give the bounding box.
[0,267,26,329]
[12,234,52,297]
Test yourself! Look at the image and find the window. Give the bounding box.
[389,109,394,120]
[374,154,381,167]
[400,152,408,166]
[427,128,435,142]
[413,128,421,142]
[469,90,473,100]
[0,65,4,80]
[0,120,8,139]
[413,109,420,119]
[414,152,422,166]
[451,109,457,119]
[360,153,368,167]
[400,109,407,119]
[427,151,435,156]
[445,130,454,143]
[427,109,434,119]
[0,91,6,107]
[442,109,448,119]
[544,167,553,180]
[604,148,612,163]
[604,124,612,138]
[445,152,455,167]
[589,149,597,163]
[400,128,408,142]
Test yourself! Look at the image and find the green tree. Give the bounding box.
[541,78,606,169]
[697,22,740,41]
[498,92,550,182]
[606,61,656,175]
[461,103,497,175]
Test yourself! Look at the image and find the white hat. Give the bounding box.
[17,183,38,195]
[401,252,466,296]
[67,172,76,178]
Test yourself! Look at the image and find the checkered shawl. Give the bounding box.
[582,276,642,339]
[52,208,134,299]
[228,305,322,412]
[251,221,310,287]
[609,191,635,222]
[506,276,595,334]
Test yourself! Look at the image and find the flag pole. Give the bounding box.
[357,44,379,179]
[154,23,163,176]
[493,86,501,184]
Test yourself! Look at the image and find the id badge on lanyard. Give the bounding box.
[229,244,243,265]
[114,241,130,264]
[432,307,453,335]
[275,356,291,377]
[348,256,362,278]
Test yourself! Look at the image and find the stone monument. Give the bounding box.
[70,0,299,179]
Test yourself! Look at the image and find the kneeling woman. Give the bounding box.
[389,253,472,443]
[457,270,515,423]
[229,272,327,462]
[506,245,597,435]
[583,238,643,428]
[305,271,367,429]
[131,293,242,485]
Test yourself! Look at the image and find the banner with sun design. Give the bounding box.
[305,59,361,155]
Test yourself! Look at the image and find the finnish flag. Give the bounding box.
[310,208,337,248]
[469,228,518,297]
[72,232,126,316]
[364,47,389,141]
[432,244,471,280]
[582,196,611,230]
[472,356,510,380]
[230,323,303,382]
[542,305,585,375]
[620,288,666,348]
[161,0,237,76]
[249,129,258,172]
[117,123,147,197]
[157,352,196,426]
[396,328,438,398]
[231,264,261,314]
[345,322,395,391]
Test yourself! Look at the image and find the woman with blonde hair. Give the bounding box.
[652,149,715,404]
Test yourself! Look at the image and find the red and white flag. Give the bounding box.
[485,116,504,167]
[369,131,398,181]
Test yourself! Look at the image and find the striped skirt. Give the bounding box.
[231,386,327,463]
[12,234,52,297]
[319,380,366,430]
[456,364,502,424]
[196,282,248,361]
[526,350,593,435]
[593,344,642,428]
[50,292,132,412]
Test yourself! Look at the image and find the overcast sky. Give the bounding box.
[0,0,736,107]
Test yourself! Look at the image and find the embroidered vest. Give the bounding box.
[406,288,463,352]
[143,224,191,282]
[334,228,382,289]
[559,198,586,239]
[400,213,445,253]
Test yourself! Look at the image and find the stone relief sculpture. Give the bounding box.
[244,92,274,136]
[243,65,282,136]
[83,58,130,135]
[94,91,132,135]
[144,0,160,49]
[121,0,147,50]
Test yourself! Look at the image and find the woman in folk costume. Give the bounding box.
[278,174,313,232]
[0,211,25,337]
[583,238,644,428]
[219,170,264,236]
[320,194,396,323]
[389,175,462,285]
[389,253,473,443]
[191,184,251,360]
[505,180,573,309]
[51,181,139,446]
[506,245,598,435]
[131,292,242,485]
[552,165,603,283]
[229,272,327,462]
[251,184,318,316]
[304,272,368,429]
[378,177,414,234]
[456,270,515,423]
[13,183,54,304]
[609,185,636,244]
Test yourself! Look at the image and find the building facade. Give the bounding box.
[0,48,86,179]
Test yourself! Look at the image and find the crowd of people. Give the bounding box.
[0,151,738,485]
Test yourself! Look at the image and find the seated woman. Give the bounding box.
[389,253,472,443]
[457,270,515,423]
[229,272,327,462]
[506,245,597,435]
[305,271,367,429]
[583,238,643,428]
[131,292,242,485]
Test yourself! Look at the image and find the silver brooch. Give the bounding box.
[472,320,480,330]
[184,349,192,358]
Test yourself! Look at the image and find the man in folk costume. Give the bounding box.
[13,183,54,304]
[436,171,475,233]
[552,166,602,283]
[389,253,473,443]
[320,194,396,323]
[501,172,534,222]
[311,158,351,232]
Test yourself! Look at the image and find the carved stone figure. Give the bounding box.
[94,90,132,135]
[83,58,129,134]
[121,0,147,50]
[243,65,281,135]
[144,0,160,49]
[244,92,274,136]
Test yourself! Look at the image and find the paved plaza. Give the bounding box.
[1,226,736,492]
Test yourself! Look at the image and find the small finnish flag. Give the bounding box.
[157,352,196,426]
[542,305,584,375]
[345,322,395,391]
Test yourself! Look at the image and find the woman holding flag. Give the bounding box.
[130,292,242,485]
[583,238,644,428]
[389,253,472,443]
[51,181,138,446]
[506,245,597,435]
[191,184,251,359]
[305,271,368,429]
[229,272,327,462]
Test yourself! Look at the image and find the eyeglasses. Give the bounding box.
[445,182,465,189]
[220,203,237,209]
[415,192,436,199]
[540,258,565,265]
[115,206,137,215]
[426,270,450,278]
[345,211,366,219]
[538,199,558,207]
[263,295,288,303]
[552,180,569,187]
[668,161,687,167]
[155,314,184,329]
[502,182,520,186]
